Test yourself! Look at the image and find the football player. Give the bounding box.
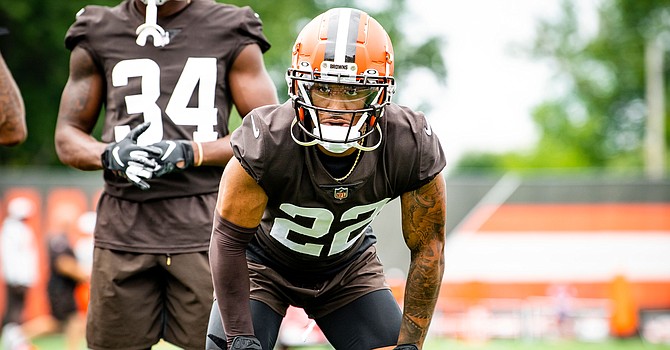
[54,0,278,349]
[207,7,446,350]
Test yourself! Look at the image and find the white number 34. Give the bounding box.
[111,57,219,145]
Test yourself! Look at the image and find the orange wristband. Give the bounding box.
[194,141,203,167]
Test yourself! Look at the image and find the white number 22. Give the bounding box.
[270,198,390,257]
[111,57,218,145]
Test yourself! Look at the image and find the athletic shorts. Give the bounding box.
[48,289,77,322]
[248,244,389,319]
[86,248,213,350]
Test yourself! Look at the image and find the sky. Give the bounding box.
[397,1,600,169]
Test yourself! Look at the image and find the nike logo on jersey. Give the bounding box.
[250,115,260,138]
[161,140,176,160]
[112,147,124,166]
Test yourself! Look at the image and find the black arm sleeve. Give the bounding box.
[209,215,257,342]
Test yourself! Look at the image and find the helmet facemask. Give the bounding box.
[288,63,395,153]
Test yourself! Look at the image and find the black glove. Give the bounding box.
[207,334,227,350]
[151,139,194,177]
[229,336,262,350]
[101,122,160,190]
[394,345,419,350]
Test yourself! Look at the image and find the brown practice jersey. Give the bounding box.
[64,0,269,253]
[65,0,270,201]
[231,101,446,279]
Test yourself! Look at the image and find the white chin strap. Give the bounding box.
[136,0,170,47]
[313,118,364,154]
[290,119,383,153]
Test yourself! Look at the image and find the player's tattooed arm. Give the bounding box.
[399,174,446,348]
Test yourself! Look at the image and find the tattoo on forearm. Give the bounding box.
[403,180,444,247]
[399,177,447,345]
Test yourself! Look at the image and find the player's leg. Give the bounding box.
[206,302,227,350]
[316,289,402,349]
[206,299,283,350]
[86,248,162,350]
[250,300,284,349]
[161,251,214,350]
[2,285,28,325]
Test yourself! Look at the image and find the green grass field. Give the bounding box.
[27,334,670,350]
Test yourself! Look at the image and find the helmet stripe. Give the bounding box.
[344,10,361,63]
[324,8,360,64]
[324,11,340,62]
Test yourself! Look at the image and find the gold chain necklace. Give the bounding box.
[333,148,362,182]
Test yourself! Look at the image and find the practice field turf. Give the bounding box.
[27,335,670,349]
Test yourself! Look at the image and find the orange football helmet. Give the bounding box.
[287,8,395,153]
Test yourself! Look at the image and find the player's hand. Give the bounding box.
[150,139,194,177]
[206,333,227,349]
[229,336,262,350]
[101,122,160,190]
[207,334,262,350]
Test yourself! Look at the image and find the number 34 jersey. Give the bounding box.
[65,0,270,201]
[231,101,447,277]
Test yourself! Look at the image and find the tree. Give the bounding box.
[0,0,445,167]
[0,1,117,166]
[453,0,669,174]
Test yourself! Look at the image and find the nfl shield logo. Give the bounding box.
[334,187,348,200]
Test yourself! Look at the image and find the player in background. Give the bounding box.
[207,7,446,350]
[54,0,278,349]
[0,28,27,146]
[0,197,37,350]
[21,209,93,350]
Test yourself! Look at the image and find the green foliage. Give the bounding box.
[225,0,446,102]
[0,0,117,166]
[450,151,507,176]
[455,0,670,173]
[0,0,445,168]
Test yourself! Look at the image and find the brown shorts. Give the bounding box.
[248,245,389,319]
[86,248,213,350]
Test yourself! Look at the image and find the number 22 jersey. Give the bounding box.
[231,101,446,278]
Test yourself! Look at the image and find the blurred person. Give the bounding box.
[0,28,27,146]
[21,211,94,350]
[73,211,95,273]
[547,283,577,339]
[0,198,37,350]
[53,0,278,349]
[72,211,95,315]
[207,8,446,350]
